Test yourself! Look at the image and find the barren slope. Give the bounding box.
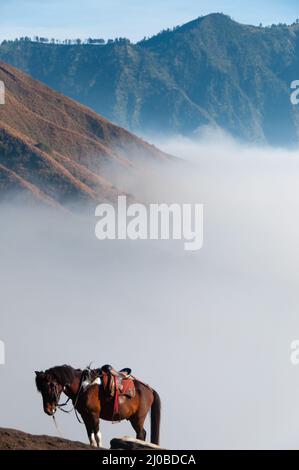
[0,61,170,207]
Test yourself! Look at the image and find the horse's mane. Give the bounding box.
[43,365,82,387]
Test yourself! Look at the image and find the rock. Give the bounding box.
[110,436,163,450]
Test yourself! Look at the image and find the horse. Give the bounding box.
[35,364,161,448]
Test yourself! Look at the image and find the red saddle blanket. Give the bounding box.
[120,377,136,398]
[113,376,136,418]
[101,373,136,419]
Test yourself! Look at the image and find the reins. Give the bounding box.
[52,415,64,438]
[56,371,86,424]
[57,397,71,409]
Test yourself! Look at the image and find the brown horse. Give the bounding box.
[35,365,161,447]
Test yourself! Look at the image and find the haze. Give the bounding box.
[1,129,299,449]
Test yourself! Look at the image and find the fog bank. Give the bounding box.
[1,129,299,449]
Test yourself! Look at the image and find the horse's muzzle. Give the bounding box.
[45,405,56,416]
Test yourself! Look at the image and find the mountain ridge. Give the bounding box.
[1,13,298,144]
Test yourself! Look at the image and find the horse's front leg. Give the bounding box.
[91,411,102,448]
[90,411,102,448]
[82,412,99,447]
[95,419,102,448]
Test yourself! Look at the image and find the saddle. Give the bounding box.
[99,364,136,419]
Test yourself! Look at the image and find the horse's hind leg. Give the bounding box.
[129,414,147,441]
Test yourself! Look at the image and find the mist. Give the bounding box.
[1,128,299,449]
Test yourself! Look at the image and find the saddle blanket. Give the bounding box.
[113,377,136,419]
[120,377,136,398]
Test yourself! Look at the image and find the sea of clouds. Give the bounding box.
[1,128,299,449]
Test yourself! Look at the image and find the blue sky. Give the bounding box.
[1,0,298,42]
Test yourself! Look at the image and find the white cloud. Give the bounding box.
[1,131,299,448]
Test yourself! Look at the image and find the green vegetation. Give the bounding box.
[1,13,299,145]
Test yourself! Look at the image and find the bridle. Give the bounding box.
[44,368,96,426]
[54,371,87,424]
[44,380,62,409]
[42,375,84,438]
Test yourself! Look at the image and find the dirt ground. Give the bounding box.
[0,428,99,450]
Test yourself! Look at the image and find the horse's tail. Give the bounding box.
[151,389,161,445]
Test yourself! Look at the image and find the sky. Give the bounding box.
[0,0,298,42]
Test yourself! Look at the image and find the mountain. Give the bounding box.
[0,61,169,207]
[1,13,299,145]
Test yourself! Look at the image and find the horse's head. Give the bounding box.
[35,371,64,416]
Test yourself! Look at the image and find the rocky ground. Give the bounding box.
[0,428,162,450]
[0,428,98,450]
